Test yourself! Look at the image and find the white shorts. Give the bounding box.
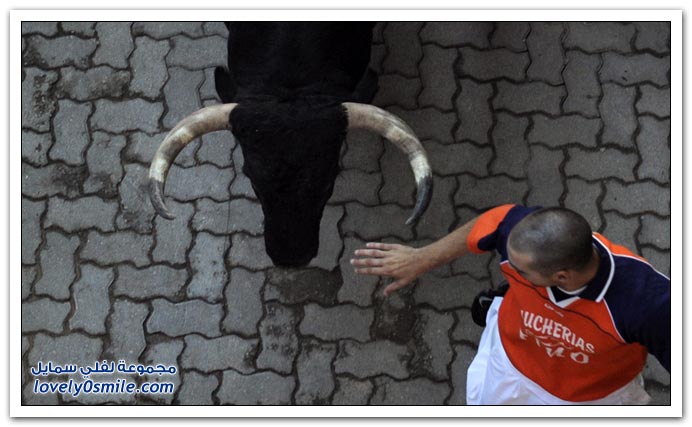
[466,297,651,405]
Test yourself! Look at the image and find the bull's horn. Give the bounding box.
[342,102,432,225]
[148,103,237,219]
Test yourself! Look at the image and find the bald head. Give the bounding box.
[507,208,593,276]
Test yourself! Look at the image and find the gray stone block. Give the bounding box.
[600,83,637,148]
[333,376,374,405]
[49,100,92,165]
[529,114,600,148]
[164,164,234,202]
[256,302,299,374]
[308,205,344,271]
[636,85,671,118]
[181,334,257,374]
[81,230,152,268]
[28,332,103,369]
[83,132,126,197]
[223,268,264,336]
[563,51,601,117]
[34,232,80,300]
[420,22,492,48]
[426,140,493,177]
[491,22,530,52]
[22,68,58,132]
[634,22,670,53]
[448,344,477,404]
[264,267,341,305]
[22,162,87,199]
[21,130,52,166]
[187,232,228,303]
[372,73,421,109]
[153,199,194,265]
[411,309,454,380]
[342,129,384,173]
[91,99,164,133]
[166,35,227,69]
[295,339,337,405]
[94,22,134,69]
[300,303,374,342]
[526,145,564,207]
[106,299,149,361]
[382,22,423,77]
[564,22,634,53]
[124,131,169,164]
[130,36,170,99]
[21,198,45,265]
[61,22,96,37]
[419,45,458,110]
[380,142,417,207]
[45,196,118,232]
[415,274,484,310]
[69,264,114,335]
[565,146,638,182]
[639,215,670,250]
[600,52,670,86]
[527,22,565,85]
[217,370,295,405]
[641,247,670,278]
[23,35,97,69]
[458,47,529,82]
[198,127,234,167]
[452,309,483,344]
[22,266,36,300]
[564,178,604,231]
[141,339,184,404]
[22,298,70,333]
[334,340,411,379]
[455,175,529,210]
[228,234,273,270]
[602,180,670,216]
[177,371,218,405]
[415,176,457,240]
[386,106,457,144]
[370,376,449,405]
[56,66,131,101]
[199,70,222,101]
[22,22,58,36]
[494,81,565,115]
[490,113,530,178]
[193,198,262,235]
[132,22,204,39]
[147,299,223,338]
[331,169,381,206]
[602,211,639,252]
[114,264,187,301]
[339,237,380,307]
[162,67,205,129]
[342,203,414,241]
[636,117,670,183]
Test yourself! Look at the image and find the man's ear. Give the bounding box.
[550,270,571,286]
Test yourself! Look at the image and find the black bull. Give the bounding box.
[148,22,433,266]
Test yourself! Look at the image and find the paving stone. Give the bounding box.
[116,163,154,233]
[83,132,126,197]
[455,79,493,145]
[163,67,205,129]
[228,233,273,270]
[334,340,411,379]
[128,131,197,168]
[602,180,669,216]
[45,196,118,232]
[338,237,379,307]
[181,334,256,374]
[526,145,564,207]
[230,147,257,199]
[81,230,152,268]
[369,43,386,75]
[113,264,187,301]
[494,81,565,115]
[22,34,97,69]
[372,74,420,109]
[529,114,600,148]
[370,377,449,405]
[164,164,234,202]
[564,178,604,231]
[21,130,52,166]
[21,198,45,265]
[386,105,457,144]
[639,215,670,250]
[458,47,529,82]
[420,22,492,48]
[22,68,58,132]
[94,22,133,69]
[600,83,637,148]
[563,51,601,117]
[69,264,113,335]
[565,146,638,182]
[141,339,184,404]
[34,232,80,300]
[166,35,227,69]
[256,302,300,374]
[91,99,164,133]
[414,274,484,310]
[382,22,423,77]
[130,36,170,99]
[49,100,92,165]
[147,299,223,338]
[177,371,218,405]
[106,299,148,361]
[564,22,634,53]
[132,22,204,39]
[187,232,228,303]
[22,265,36,300]
[199,68,222,101]
[490,113,530,178]
[198,126,235,167]
[222,268,264,336]
[264,267,342,306]
[342,129,384,173]
[153,200,194,265]
[300,303,374,342]
[342,203,414,241]
[22,298,70,333]
[452,309,483,344]
[295,339,337,405]
[217,370,295,405]
[23,382,59,405]
[636,117,670,183]
[419,45,458,110]
[410,309,454,380]
[309,205,344,271]
[640,247,670,278]
[602,211,639,252]
[634,22,670,53]
[192,198,260,235]
[56,66,131,101]
[527,22,565,85]
[448,344,477,404]
[21,22,58,36]
[415,176,457,240]
[600,52,670,86]
[61,22,96,36]
[455,175,529,210]
[636,85,671,118]
[426,140,493,177]
[450,237,493,279]
[332,376,374,405]
[331,169,381,205]
[491,22,530,52]
[380,142,418,207]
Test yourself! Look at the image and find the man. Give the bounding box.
[351,204,670,405]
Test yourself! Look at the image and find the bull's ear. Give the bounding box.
[214,67,237,104]
[350,68,378,104]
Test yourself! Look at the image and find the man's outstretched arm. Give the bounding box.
[351,216,479,296]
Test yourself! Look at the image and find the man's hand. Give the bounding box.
[351,242,429,296]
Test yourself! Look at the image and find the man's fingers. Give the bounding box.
[353,267,387,276]
[350,257,384,267]
[365,242,402,251]
[353,248,388,258]
[383,279,410,296]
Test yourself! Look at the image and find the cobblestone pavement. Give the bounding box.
[21,22,671,405]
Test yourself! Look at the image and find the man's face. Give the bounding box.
[506,245,555,287]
